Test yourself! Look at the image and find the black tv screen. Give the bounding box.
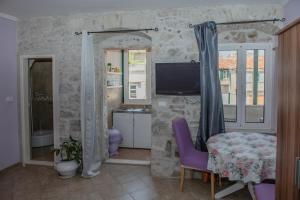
[155,62,200,95]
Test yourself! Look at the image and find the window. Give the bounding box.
[245,49,265,123]
[129,84,137,99]
[124,49,151,104]
[105,49,151,104]
[219,44,273,130]
[219,50,237,122]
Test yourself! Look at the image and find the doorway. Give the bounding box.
[104,49,151,164]
[29,58,53,162]
[20,55,59,166]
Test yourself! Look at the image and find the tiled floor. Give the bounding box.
[111,148,151,161]
[0,164,251,200]
[31,145,54,161]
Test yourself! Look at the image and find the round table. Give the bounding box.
[207,132,276,199]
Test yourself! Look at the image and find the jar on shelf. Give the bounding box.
[107,63,112,72]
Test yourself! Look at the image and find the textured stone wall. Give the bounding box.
[17,4,282,177]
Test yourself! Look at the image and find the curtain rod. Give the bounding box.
[189,18,285,28]
[74,27,159,35]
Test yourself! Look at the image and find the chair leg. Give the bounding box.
[203,172,209,183]
[180,166,185,192]
[190,169,194,179]
[210,172,215,200]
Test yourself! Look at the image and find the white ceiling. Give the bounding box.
[0,0,286,18]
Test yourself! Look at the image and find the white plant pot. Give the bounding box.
[55,160,78,178]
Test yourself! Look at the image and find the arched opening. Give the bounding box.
[93,30,153,164]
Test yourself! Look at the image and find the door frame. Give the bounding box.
[19,55,59,166]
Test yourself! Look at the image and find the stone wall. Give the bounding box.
[17,4,283,177]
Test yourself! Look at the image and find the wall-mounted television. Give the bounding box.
[155,62,200,95]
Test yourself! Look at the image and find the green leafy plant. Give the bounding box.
[54,136,83,171]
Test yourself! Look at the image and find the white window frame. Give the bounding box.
[129,83,137,99]
[124,49,151,105]
[219,43,273,131]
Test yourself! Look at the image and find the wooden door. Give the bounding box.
[276,19,300,200]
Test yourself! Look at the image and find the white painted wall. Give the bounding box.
[284,0,300,24]
[0,16,20,170]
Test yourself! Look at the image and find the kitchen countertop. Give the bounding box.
[113,108,152,114]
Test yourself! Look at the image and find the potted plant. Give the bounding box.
[54,136,82,178]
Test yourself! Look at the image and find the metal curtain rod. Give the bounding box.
[189,18,286,28]
[75,27,159,35]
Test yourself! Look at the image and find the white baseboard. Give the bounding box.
[105,158,150,166]
[24,160,54,167]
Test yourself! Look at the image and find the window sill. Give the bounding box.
[225,127,276,134]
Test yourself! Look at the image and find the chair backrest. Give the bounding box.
[172,118,194,159]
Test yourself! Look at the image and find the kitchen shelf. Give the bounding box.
[107,72,122,75]
[107,85,123,89]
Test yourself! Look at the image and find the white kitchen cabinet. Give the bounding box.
[133,113,151,148]
[113,112,151,149]
[113,112,134,148]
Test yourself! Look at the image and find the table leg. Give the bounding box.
[203,172,210,183]
[215,181,245,199]
[211,173,215,200]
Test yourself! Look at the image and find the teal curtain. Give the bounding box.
[194,22,225,151]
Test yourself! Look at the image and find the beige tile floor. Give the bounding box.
[111,148,151,161]
[0,164,251,200]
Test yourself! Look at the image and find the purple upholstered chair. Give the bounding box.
[254,184,275,200]
[172,118,215,196]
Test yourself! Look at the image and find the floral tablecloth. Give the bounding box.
[207,132,276,183]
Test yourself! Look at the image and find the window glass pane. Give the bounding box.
[128,50,147,100]
[245,49,265,123]
[219,50,237,122]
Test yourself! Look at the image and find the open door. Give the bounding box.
[29,58,54,162]
[20,55,58,166]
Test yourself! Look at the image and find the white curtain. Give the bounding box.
[81,31,101,177]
